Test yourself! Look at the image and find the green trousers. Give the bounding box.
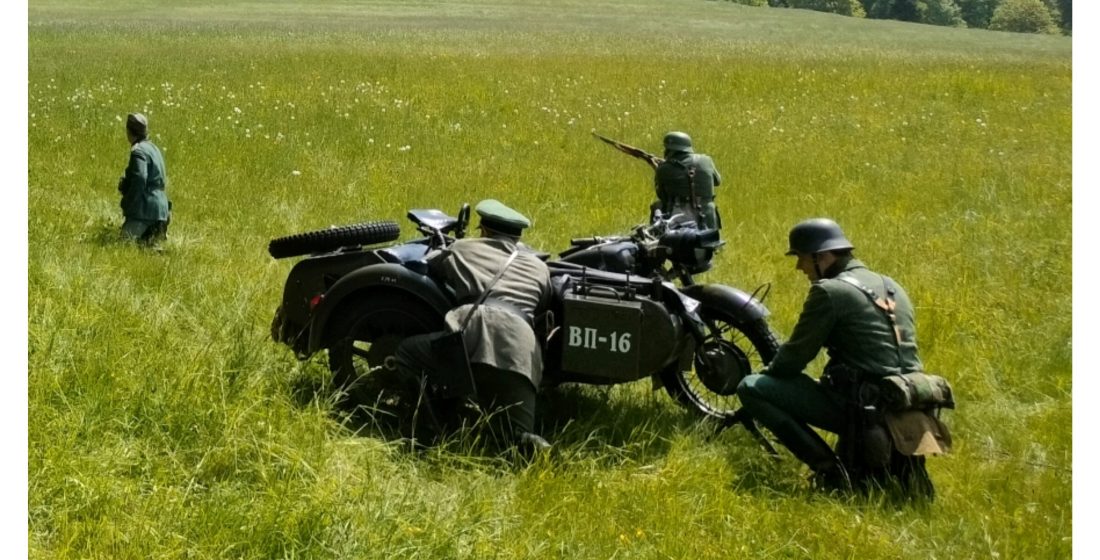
[737,373,846,472]
[396,331,538,441]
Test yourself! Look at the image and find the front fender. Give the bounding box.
[306,263,452,355]
[679,283,770,324]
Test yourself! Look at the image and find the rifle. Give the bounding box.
[592,132,663,170]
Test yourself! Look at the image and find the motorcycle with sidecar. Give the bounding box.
[268,205,779,432]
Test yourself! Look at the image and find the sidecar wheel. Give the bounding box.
[268,220,401,259]
[325,292,444,412]
[661,314,779,419]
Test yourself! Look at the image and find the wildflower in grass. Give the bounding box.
[291,170,301,176]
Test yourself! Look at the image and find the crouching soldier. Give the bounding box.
[395,199,553,454]
[737,218,952,497]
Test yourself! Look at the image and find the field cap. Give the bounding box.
[476,199,530,236]
[127,113,148,137]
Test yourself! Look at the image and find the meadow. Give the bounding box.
[28,0,1072,557]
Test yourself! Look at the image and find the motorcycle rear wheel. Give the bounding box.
[661,312,779,419]
[325,292,445,411]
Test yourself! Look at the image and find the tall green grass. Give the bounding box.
[29,1,1070,558]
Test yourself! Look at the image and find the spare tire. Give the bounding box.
[268,220,401,259]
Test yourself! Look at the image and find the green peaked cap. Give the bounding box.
[475,199,530,236]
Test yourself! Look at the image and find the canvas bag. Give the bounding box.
[878,372,956,411]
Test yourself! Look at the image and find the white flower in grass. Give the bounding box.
[291,170,301,176]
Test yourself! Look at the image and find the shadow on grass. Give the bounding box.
[289,371,936,506]
[81,222,125,247]
[719,431,941,508]
[289,372,722,467]
[80,221,169,253]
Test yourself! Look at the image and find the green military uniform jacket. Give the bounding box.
[654,152,721,229]
[762,259,923,380]
[429,236,553,387]
[119,139,170,222]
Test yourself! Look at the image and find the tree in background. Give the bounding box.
[1057,0,1070,31]
[781,0,867,17]
[1039,0,1063,28]
[956,0,998,27]
[866,0,965,26]
[917,0,966,25]
[764,0,1069,31]
[989,0,1059,33]
[866,0,920,21]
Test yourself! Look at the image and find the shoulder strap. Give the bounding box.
[837,274,903,352]
[460,249,520,331]
[669,156,701,223]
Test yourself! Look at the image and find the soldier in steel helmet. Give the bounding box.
[117,113,172,245]
[652,131,722,230]
[736,218,930,493]
[395,199,553,453]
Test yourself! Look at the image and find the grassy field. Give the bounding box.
[28,0,1072,558]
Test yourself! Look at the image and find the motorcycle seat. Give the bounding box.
[408,209,460,234]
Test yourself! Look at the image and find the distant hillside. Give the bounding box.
[29,0,1070,61]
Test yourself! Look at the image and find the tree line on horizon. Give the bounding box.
[725,0,1071,34]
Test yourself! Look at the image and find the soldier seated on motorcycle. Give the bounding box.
[651,131,722,230]
[394,199,554,453]
[736,218,940,496]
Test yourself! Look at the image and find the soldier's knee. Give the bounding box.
[737,373,763,397]
[736,374,768,412]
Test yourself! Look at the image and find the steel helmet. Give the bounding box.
[786,218,854,256]
[663,131,693,153]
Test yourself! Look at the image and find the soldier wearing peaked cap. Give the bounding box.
[117,113,172,245]
[396,199,553,453]
[737,218,943,497]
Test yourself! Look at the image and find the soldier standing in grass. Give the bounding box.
[737,218,937,496]
[395,199,553,454]
[652,131,722,230]
[118,113,171,244]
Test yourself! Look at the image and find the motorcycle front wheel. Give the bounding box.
[661,310,779,419]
